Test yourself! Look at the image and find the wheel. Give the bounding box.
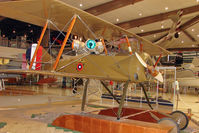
[170,110,189,130]
[158,118,180,133]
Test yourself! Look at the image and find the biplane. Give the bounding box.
[0,0,189,132]
[154,10,183,48]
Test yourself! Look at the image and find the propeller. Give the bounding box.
[135,52,163,83]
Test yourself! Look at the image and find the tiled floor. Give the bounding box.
[0,85,198,133]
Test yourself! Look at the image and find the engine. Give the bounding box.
[72,39,105,55]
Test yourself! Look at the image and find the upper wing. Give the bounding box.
[0,0,170,56]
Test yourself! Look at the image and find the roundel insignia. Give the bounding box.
[77,63,83,71]
[86,40,96,49]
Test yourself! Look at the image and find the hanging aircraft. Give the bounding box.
[154,10,183,48]
[0,0,189,131]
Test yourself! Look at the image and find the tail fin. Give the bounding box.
[26,44,52,70]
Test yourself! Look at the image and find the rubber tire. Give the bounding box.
[170,110,189,130]
[158,117,180,133]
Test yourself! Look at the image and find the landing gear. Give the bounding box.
[150,110,189,132]
[170,110,189,130]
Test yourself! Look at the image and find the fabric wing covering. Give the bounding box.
[0,0,170,56]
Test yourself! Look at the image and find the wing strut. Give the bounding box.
[125,36,132,55]
[153,53,162,68]
[52,15,77,71]
[100,81,120,104]
[101,39,108,55]
[139,83,153,110]
[117,80,130,120]
[29,20,48,70]
[81,79,89,112]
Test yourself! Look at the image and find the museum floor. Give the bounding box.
[0,85,199,133]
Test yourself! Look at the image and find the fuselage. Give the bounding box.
[51,53,149,82]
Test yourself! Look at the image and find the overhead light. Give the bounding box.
[197,34,199,37]
[13,30,16,34]
[2,34,5,38]
[116,18,119,22]
[80,3,83,7]
[191,29,195,32]
[139,13,142,16]
[161,25,164,29]
[73,35,78,39]
[141,29,144,32]
[153,34,156,38]
[181,40,184,43]
[197,0,199,2]
[165,7,169,10]
[192,45,195,47]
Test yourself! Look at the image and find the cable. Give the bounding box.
[77,16,98,40]
[40,16,74,61]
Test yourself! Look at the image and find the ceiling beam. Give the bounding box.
[136,14,199,39]
[117,5,199,29]
[167,47,199,51]
[85,0,143,16]
[153,15,199,42]
[179,14,199,30]
[137,28,170,36]
[183,30,196,42]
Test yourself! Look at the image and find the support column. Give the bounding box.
[0,79,2,91]
[29,20,48,70]
[52,15,77,71]
[101,81,120,104]
[117,80,130,120]
[2,79,5,90]
[81,79,89,112]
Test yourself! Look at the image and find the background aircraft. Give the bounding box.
[176,57,199,87]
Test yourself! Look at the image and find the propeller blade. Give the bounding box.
[135,52,163,82]
[154,72,163,83]
[135,52,147,68]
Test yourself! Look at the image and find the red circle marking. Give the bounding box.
[77,63,83,71]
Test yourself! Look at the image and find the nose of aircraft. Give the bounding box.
[135,52,163,83]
